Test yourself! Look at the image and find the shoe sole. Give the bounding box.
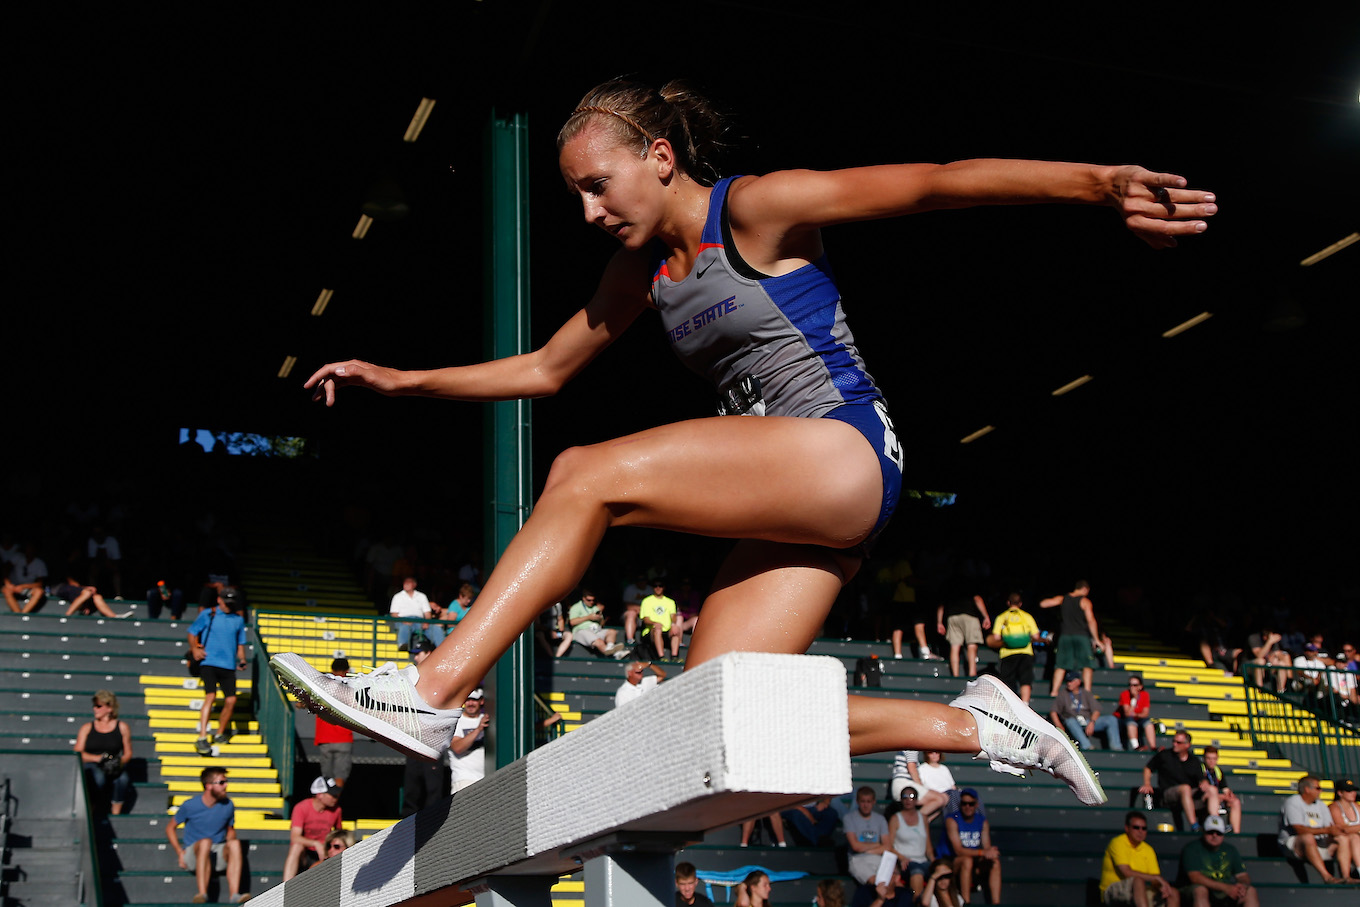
[973,674,1106,805]
[269,655,440,762]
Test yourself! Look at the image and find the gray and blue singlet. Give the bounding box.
[649,176,903,543]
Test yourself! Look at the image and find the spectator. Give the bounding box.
[670,577,701,658]
[448,687,488,793]
[1278,774,1348,883]
[1141,731,1220,832]
[1293,643,1328,689]
[147,579,186,620]
[283,776,343,881]
[739,810,786,848]
[1327,779,1360,880]
[935,585,991,678]
[1176,816,1258,906]
[188,586,249,756]
[402,640,444,815]
[444,583,476,623]
[1244,626,1290,692]
[918,859,959,907]
[1099,810,1180,907]
[535,601,573,658]
[323,829,354,860]
[568,589,627,658]
[620,572,651,647]
[1041,580,1100,696]
[675,861,714,907]
[165,766,249,904]
[314,658,353,789]
[1327,644,1359,724]
[57,577,133,618]
[937,788,1000,905]
[814,878,845,907]
[389,576,432,652]
[86,525,123,597]
[615,660,666,708]
[735,870,772,907]
[917,750,965,818]
[886,786,935,902]
[1199,747,1241,835]
[780,796,840,847]
[1052,673,1122,751]
[891,750,948,820]
[988,592,1040,703]
[1119,675,1157,751]
[3,543,48,613]
[74,690,133,814]
[843,786,893,890]
[639,578,677,660]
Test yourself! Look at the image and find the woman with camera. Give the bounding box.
[74,690,133,813]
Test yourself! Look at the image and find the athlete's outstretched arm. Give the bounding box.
[303,249,652,406]
[731,161,1216,251]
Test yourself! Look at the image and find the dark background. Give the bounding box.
[10,3,1358,628]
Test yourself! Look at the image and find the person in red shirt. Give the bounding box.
[283,777,343,880]
[314,658,354,786]
[1118,675,1156,751]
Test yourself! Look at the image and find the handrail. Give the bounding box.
[1241,663,1360,780]
[249,625,297,801]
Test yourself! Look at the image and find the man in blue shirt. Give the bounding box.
[188,586,249,756]
[939,788,1001,904]
[166,766,248,903]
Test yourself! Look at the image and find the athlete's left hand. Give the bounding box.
[1107,166,1216,249]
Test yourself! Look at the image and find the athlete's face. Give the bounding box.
[560,124,671,249]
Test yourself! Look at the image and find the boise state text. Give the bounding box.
[667,295,739,345]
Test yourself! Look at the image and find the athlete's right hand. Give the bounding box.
[304,359,403,406]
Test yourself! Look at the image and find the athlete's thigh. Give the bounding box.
[562,415,882,548]
[684,539,859,669]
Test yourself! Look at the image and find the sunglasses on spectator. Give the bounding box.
[1128,823,1147,830]
[328,843,346,850]
[959,800,978,807]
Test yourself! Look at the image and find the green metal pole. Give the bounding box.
[483,111,534,769]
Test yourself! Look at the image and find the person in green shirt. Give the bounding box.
[1176,816,1258,906]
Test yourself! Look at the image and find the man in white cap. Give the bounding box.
[1176,816,1258,906]
[448,688,488,793]
[283,775,342,880]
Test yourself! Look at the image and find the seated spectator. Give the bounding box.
[3,543,48,613]
[1245,627,1290,692]
[891,750,949,821]
[739,810,786,848]
[323,829,354,860]
[1199,747,1241,835]
[315,658,354,789]
[165,767,249,904]
[918,750,968,818]
[1177,816,1259,906]
[534,601,573,658]
[1100,810,1180,907]
[1293,643,1328,692]
[675,861,715,907]
[147,580,186,620]
[1119,675,1156,752]
[74,690,133,814]
[389,577,431,651]
[639,578,677,660]
[283,776,343,881]
[1140,731,1220,832]
[936,788,1000,905]
[781,796,840,847]
[886,786,935,901]
[843,787,893,889]
[735,870,773,907]
[1327,779,1360,880]
[671,577,702,658]
[443,583,476,624]
[568,589,627,658]
[1277,774,1348,883]
[916,859,960,907]
[1328,644,1359,724]
[1051,673,1122,751]
[615,660,666,708]
[814,878,845,907]
[57,577,133,618]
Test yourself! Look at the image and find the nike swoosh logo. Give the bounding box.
[695,259,715,279]
[355,688,437,716]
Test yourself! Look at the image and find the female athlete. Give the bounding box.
[272,79,1216,806]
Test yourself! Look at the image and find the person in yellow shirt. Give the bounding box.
[987,593,1041,704]
[639,579,677,660]
[1100,811,1180,906]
